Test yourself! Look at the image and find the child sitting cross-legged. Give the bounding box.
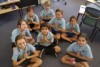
[35,24,61,58]
[12,35,42,67]
[61,33,93,67]
[61,16,80,43]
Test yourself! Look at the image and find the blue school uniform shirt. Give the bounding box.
[37,31,54,46]
[40,9,55,17]
[12,44,36,61]
[24,14,39,23]
[65,22,80,32]
[67,42,93,58]
[11,28,31,43]
[48,17,65,31]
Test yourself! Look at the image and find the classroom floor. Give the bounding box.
[0,0,100,67]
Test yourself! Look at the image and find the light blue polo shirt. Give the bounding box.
[48,17,65,31]
[65,22,80,32]
[40,9,55,17]
[37,31,54,46]
[12,44,36,61]
[67,42,93,58]
[24,14,39,23]
[11,28,31,43]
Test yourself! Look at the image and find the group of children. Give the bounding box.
[11,1,93,67]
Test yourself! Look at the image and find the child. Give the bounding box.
[40,1,55,24]
[61,16,80,43]
[24,6,40,32]
[12,35,42,67]
[61,33,93,67]
[48,8,65,44]
[11,19,35,47]
[36,24,61,57]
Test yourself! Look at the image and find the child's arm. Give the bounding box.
[30,18,39,25]
[71,29,80,35]
[12,58,26,67]
[27,51,38,59]
[68,51,93,61]
[77,55,93,61]
[12,52,27,66]
[39,36,52,44]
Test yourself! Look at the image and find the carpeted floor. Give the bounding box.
[0,0,100,67]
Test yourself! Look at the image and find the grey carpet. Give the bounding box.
[0,0,100,67]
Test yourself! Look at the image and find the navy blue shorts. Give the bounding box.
[51,28,61,34]
[66,32,75,37]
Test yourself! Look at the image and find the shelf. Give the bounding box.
[0,5,19,14]
[0,0,20,6]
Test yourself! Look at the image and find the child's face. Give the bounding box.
[41,27,49,35]
[28,10,34,17]
[77,37,87,47]
[56,12,62,20]
[17,38,26,49]
[70,18,77,25]
[44,4,50,10]
[20,21,28,31]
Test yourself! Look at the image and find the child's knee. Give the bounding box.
[36,58,42,65]
[61,56,67,63]
[54,46,61,53]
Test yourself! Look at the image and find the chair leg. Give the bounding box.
[57,0,67,5]
[79,21,83,26]
[89,27,97,39]
[91,28,99,42]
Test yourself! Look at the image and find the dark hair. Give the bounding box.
[17,19,28,27]
[55,9,63,15]
[69,16,77,22]
[40,24,49,30]
[15,35,25,45]
[26,6,34,12]
[77,33,88,41]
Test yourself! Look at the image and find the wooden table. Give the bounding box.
[0,0,22,17]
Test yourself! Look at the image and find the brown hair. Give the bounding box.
[69,16,77,22]
[55,9,63,15]
[17,19,28,27]
[26,6,34,12]
[15,35,25,44]
[40,24,49,30]
[77,33,88,41]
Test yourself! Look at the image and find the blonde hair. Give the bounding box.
[44,1,51,6]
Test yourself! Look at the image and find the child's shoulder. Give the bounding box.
[12,28,19,33]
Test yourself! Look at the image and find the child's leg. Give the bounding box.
[61,55,75,66]
[33,24,40,30]
[30,57,42,67]
[54,45,61,53]
[61,33,72,43]
[69,35,77,42]
[80,62,90,67]
[75,62,84,67]
[35,45,44,58]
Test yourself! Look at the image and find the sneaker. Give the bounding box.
[39,49,44,58]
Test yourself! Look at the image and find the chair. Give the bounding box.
[80,13,99,27]
[80,12,100,40]
[90,19,100,42]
